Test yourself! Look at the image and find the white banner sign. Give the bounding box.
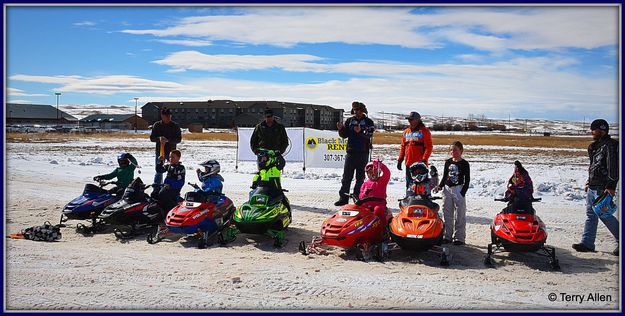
[303,128,347,169]
[237,127,304,162]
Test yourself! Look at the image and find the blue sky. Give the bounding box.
[5,5,620,122]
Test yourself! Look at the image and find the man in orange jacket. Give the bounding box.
[397,111,433,189]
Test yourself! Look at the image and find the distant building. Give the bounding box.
[141,100,344,130]
[81,114,149,130]
[6,103,77,125]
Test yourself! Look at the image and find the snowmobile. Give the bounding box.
[147,182,236,248]
[484,196,560,270]
[299,195,393,262]
[61,180,120,228]
[230,185,291,248]
[388,162,450,266]
[81,177,167,238]
[229,149,292,248]
[389,193,450,266]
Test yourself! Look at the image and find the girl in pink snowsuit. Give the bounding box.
[359,159,392,229]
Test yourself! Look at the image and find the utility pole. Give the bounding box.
[55,92,62,126]
[134,97,139,133]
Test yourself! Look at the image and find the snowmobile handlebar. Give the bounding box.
[187,182,201,190]
[351,195,386,205]
[98,180,117,187]
[495,197,542,202]
[397,195,441,201]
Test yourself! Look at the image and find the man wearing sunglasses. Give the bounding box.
[250,108,289,156]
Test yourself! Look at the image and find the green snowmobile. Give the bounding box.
[229,149,291,247]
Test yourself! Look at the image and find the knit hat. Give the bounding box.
[590,119,609,132]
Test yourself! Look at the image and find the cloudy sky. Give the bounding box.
[5,5,620,122]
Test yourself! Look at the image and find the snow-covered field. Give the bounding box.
[4,135,620,311]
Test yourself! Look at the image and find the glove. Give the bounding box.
[93,176,102,182]
[397,160,403,170]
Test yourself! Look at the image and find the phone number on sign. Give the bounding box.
[323,154,345,162]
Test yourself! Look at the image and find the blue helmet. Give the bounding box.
[117,153,130,167]
[592,192,617,219]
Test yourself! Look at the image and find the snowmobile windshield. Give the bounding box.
[83,183,107,195]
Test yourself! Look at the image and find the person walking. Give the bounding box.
[250,108,289,155]
[573,119,619,256]
[334,101,375,206]
[149,107,182,185]
[397,111,433,190]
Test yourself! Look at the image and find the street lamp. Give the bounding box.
[55,92,62,126]
[134,97,139,133]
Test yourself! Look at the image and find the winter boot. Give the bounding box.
[334,194,349,206]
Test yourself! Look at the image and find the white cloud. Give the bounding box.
[74,21,96,27]
[10,55,616,120]
[7,99,32,104]
[153,51,326,72]
[122,8,434,48]
[10,74,188,95]
[6,88,48,97]
[121,7,617,51]
[156,39,213,47]
[152,51,584,79]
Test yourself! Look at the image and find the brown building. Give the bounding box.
[81,114,149,130]
[141,100,343,130]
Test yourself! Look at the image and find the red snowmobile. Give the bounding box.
[299,195,393,261]
[484,196,560,270]
[147,182,236,248]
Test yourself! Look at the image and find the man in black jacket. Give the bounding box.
[250,108,289,155]
[573,119,619,256]
[149,107,182,185]
[334,101,375,206]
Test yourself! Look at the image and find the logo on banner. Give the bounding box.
[306,137,318,150]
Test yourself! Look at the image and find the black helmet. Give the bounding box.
[199,159,220,176]
[409,162,429,183]
[117,153,130,167]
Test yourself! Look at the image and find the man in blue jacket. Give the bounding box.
[334,101,375,206]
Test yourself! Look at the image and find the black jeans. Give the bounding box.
[339,152,369,198]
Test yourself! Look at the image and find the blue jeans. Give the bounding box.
[153,152,170,185]
[581,189,619,250]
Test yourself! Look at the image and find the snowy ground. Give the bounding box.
[4,136,620,311]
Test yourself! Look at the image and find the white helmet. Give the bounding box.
[199,159,220,176]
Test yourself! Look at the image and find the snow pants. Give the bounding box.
[442,185,466,242]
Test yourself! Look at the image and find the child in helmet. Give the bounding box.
[196,159,224,195]
[251,149,284,192]
[504,160,535,213]
[359,159,392,229]
[406,161,440,211]
[407,161,433,196]
[93,152,138,195]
